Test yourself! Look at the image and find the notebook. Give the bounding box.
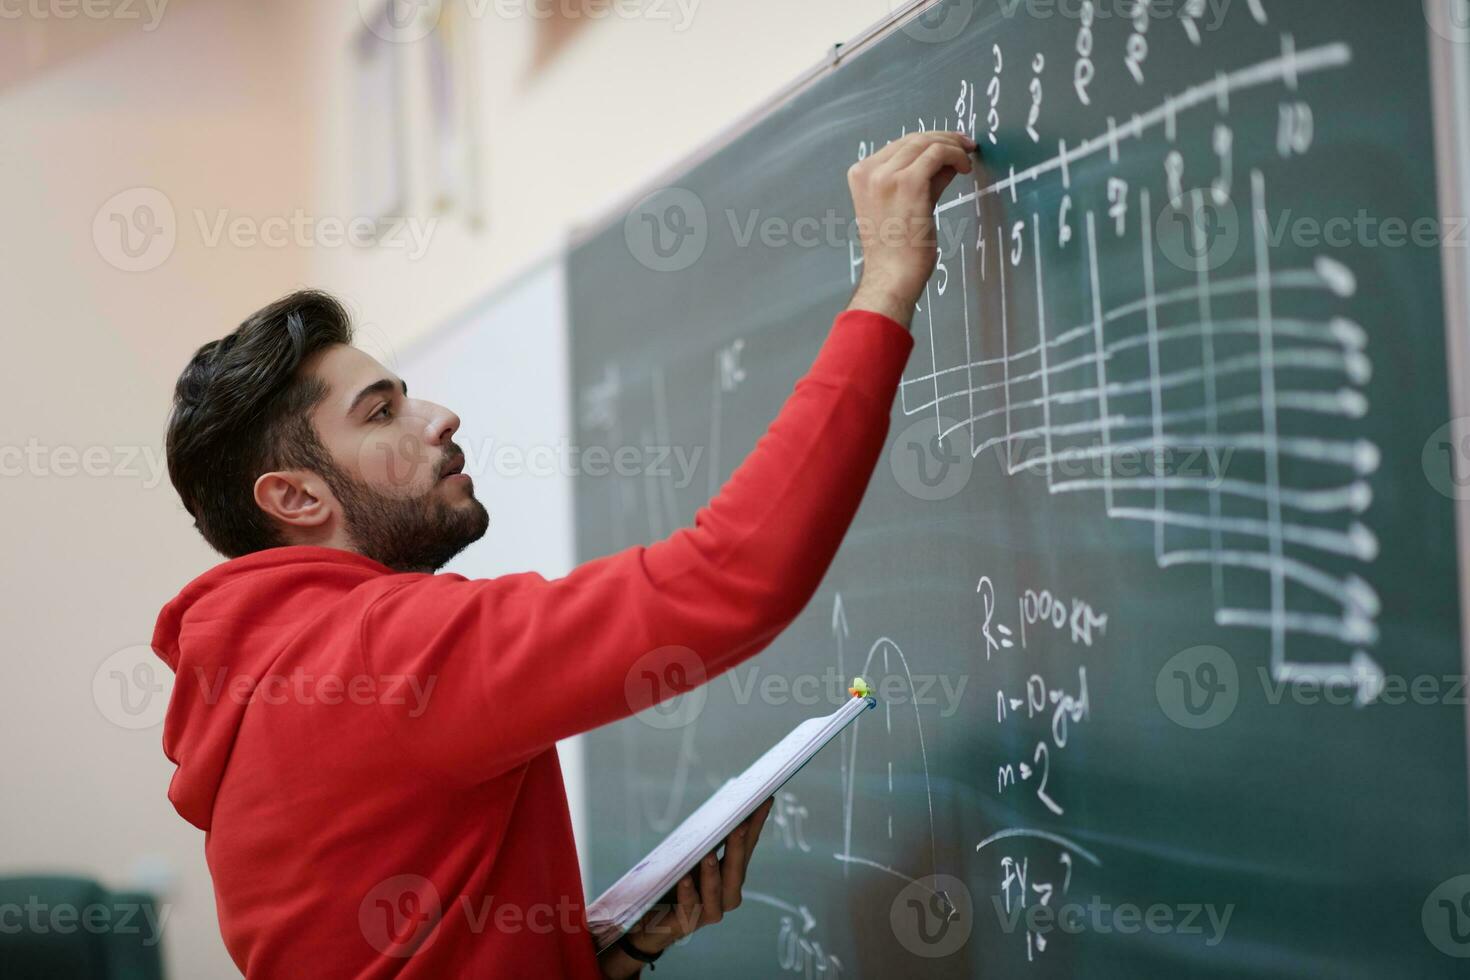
[587,691,877,951]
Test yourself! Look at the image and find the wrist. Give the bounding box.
[597,944,644,980]
[848,278,917,328]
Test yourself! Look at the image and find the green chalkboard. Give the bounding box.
[569,2,1470,975]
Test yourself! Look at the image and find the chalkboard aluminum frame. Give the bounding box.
[1428,0,1470,827]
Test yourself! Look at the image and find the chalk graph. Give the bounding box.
[864,36,1384,702]
[570,7,1431,972]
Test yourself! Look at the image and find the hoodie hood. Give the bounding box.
[151,546,394,830]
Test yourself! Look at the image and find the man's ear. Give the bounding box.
[253,470,334,532]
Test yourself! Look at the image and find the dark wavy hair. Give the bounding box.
[166,290,354,558]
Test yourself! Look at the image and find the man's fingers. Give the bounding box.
[635,896,676,947]
[719,825,752,911]
[746,797,775,854]
[906,142,975,184]
[860,130,976,178]
[698,850,724,926]
[877,133,973,179]
[675,874,700,935]
[930,165,959,203]
[722,797,775,911]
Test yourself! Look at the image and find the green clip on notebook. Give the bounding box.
[587,690,877,952]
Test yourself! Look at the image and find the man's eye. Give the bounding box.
[371,404,393,422]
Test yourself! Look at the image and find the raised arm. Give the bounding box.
[358,131,977,783]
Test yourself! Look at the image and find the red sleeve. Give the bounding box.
[358,309,914,783]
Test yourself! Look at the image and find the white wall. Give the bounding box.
[305,0,897,347]
[387,257,593,886]
[0,4,319,978]
[1,1,897,976]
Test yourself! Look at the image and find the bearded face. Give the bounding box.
[290,343,491,573]
[323,437,489,573]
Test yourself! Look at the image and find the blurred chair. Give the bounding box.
[0,876,164,979]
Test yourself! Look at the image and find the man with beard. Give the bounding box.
[151,129,975,977]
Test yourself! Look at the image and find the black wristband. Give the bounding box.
[616,934,664,970]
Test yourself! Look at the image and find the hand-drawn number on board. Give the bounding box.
[1027,53,1045,142]
[1074,1,1095,104]
[988,44,1003,144]
[1277,101,1314,157]
[1126,0,1150,85]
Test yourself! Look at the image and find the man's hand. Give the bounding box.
[597,798,775,978]
[847,130,977,328]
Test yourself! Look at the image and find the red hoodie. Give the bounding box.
[152,309,913,977]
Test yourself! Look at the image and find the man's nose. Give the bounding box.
[418,402,461,447]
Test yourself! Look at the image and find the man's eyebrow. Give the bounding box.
[348,378,408,415]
